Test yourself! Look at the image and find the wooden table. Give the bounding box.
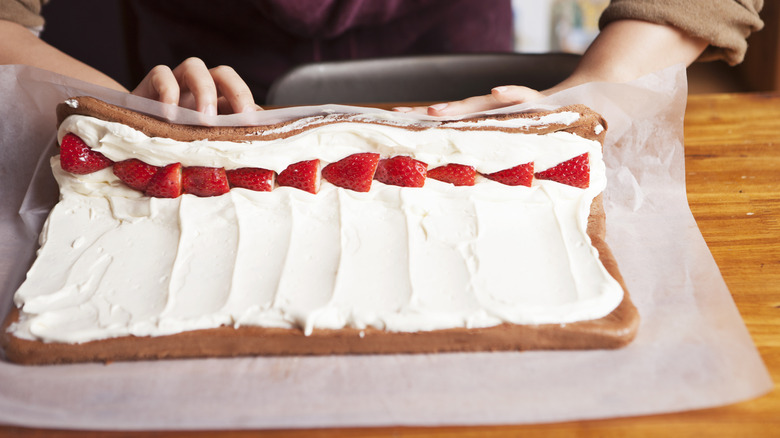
[3,92,779,437]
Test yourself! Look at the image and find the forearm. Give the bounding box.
[405,20,713,116]
[0,19,127,91]
[546,19,708,94]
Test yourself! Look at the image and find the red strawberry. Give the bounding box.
[113,159,159,191]
[277,159,320,194]
[59,133,113,174]
[483,162,534,187]
[534,153,590,188]
[144,163,182,198]
[427,163,476,186]
[374,156,427,187]
[182,166,230,197]
[321,153,380,192]
[226,167,275,192]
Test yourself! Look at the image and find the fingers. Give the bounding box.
[200,63,258,114]
[131,65,180,106]
[392,97,499,116]
[393,85,545,117]
[171,57,217,115]
[132,57,260,114]
[426,94,508,116]
[491,85,546,104]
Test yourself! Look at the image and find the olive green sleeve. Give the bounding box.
[0,0,48,29]
[599,0,764,65]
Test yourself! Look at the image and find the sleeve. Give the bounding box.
[0,0,47,29]
[599,0,764,65]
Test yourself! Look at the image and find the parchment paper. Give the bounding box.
[0,64,772,430]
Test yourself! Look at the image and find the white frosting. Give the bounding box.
[10,113,624,343]
[58,113,588,174]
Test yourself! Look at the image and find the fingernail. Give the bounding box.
[205,104,217,116]
[429,103,448,111]
[393,107,412,113]
[493,86,508,93]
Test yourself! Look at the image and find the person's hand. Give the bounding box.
[393,86,546,116]
[132,57,260,114]
[394,20,708,118]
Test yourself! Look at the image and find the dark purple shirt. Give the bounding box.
[126,0,513,103]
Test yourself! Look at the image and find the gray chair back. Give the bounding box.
[266,53,580,106]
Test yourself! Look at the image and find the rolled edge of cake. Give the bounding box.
[56,96,608,144]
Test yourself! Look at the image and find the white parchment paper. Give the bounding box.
[0,64,772,430]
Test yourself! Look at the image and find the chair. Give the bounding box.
[266,53,580,106]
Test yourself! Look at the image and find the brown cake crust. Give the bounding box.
[55,96,608,144]
[0,99,636,365]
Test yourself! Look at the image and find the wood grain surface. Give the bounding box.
[2,93,778,437]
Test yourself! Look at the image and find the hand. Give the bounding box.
[394,86,546,116]
[394,20,708,117]
[132,57,260,114]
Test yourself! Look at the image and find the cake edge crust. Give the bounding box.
[55,96,608,144]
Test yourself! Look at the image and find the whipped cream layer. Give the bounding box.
[58,113,596,174]
[11,112,623,343]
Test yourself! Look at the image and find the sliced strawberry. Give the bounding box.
[59,133,113,174]
[427,163,476,186]
[145,163,182,198]
[277,159,320,194]
[113,159,159,191]
[374,156,427,187]
[483,162,534,187]
[226,167,275,192]
[321,153,380,192]
[182,166,230,197]
[534,153,590,188]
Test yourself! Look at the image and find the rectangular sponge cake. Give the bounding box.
[1,97,638,364]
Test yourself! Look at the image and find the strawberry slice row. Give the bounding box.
[59,133,590,199]
[534,153,590,189]
[60,133,114,174]
[277,159,320,194]
[322,153,379,192]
